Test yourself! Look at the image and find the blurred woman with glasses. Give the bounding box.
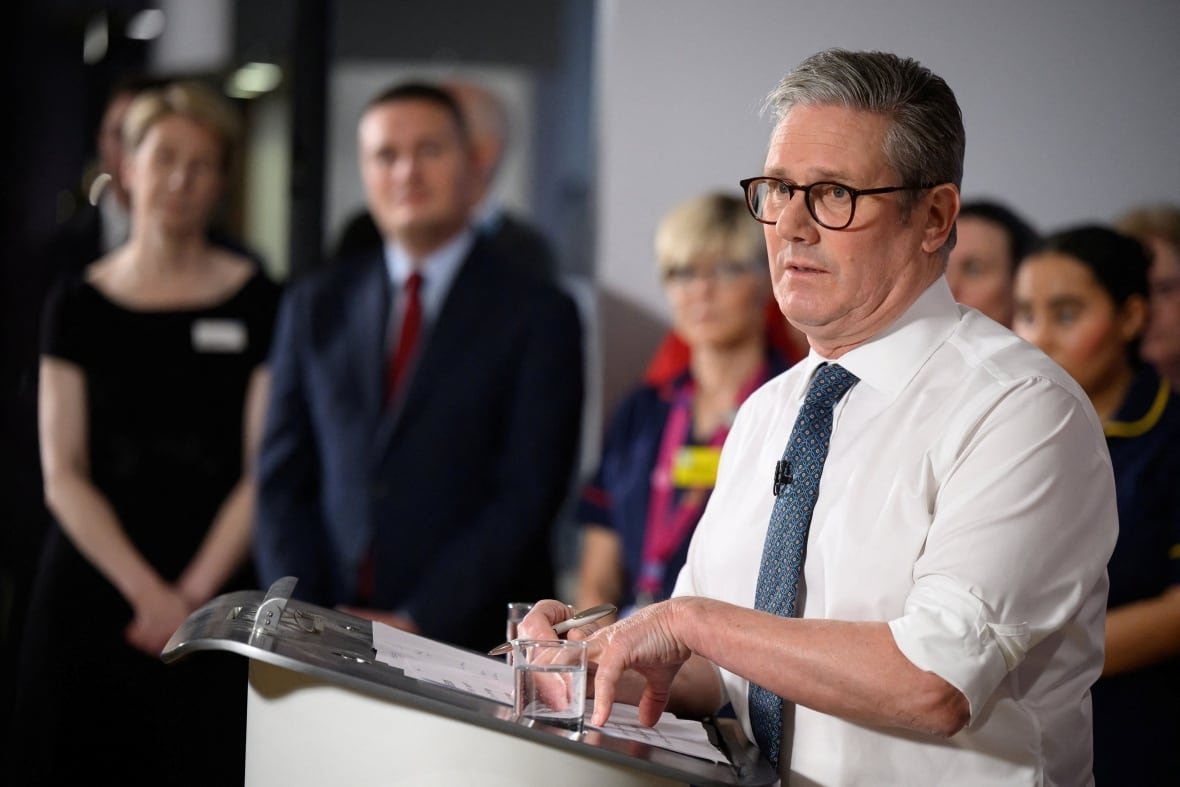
[575,193,791,619]
[1013,225,1180,786]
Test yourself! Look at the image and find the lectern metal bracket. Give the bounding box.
[251,576,299,642]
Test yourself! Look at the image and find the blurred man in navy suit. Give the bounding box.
[255,83,583,651]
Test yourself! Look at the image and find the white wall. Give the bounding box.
[243,92,291,281]
[596,0,1180,321]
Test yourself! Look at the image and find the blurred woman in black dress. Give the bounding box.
[10,80,279,785]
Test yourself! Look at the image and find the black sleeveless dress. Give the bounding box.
[10,270,280,786]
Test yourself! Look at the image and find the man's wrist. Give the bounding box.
[672,596,709,657]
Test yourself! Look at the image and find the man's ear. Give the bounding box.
[920,183,960,255]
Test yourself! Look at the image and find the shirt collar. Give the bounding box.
[472,198,502,234]
[384,226,475,297]
[804,275,962,401]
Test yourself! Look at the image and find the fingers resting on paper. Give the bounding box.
[586,600,694,727]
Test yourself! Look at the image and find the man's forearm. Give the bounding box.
[679,597,969,736]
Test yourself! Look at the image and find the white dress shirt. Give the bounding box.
[674,277,1117,786]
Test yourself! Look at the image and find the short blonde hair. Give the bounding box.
[654,192,765,274]
[1116,203,1180,252]
[122,80,241,172]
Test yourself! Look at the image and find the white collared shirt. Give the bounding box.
[674,277,1117,786]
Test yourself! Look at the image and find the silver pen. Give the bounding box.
[487,603,617,656]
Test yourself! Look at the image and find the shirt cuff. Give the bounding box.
[888,574,1030,719]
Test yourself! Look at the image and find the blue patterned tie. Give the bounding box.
[748,363,859,768]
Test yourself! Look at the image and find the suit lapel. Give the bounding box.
[343,252,390,431]
[373,241,493,452]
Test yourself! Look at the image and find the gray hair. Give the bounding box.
[765,49,964,246]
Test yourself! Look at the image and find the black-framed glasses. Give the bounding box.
[739,176,936,231]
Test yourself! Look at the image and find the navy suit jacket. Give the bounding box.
[255,236,584,651]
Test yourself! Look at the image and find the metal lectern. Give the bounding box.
[162,577,776,786]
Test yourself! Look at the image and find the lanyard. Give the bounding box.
[636,363,767,602]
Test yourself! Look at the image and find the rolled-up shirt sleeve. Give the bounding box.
[888,375,1117,716]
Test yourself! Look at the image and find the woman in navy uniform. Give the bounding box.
[1014,225,1180,786]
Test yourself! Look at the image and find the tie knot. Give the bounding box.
[404,272,423,295]
[805,363,858,409]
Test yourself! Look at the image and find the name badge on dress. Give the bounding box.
[191,319,247,353]
[671,446,722,489]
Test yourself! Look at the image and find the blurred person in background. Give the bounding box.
[9,80,280,785]
[1118,203,1180,391]
[946,199,1038,326]
[44,75,164,274]
[576,193,790,617]
[255,82,583,653]
[1013,225,1180,786]
[42,74,261,280]
[1,79,162,708]
[443,78,558,280]
[333,79,558,282]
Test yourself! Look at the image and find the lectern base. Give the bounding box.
[246,660,683,786]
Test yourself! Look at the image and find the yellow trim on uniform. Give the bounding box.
[1170,543,1180,561]
[1104,379,1170,439]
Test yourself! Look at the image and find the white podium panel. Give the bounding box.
[247,661,680,787]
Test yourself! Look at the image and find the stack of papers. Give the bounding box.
[371,623,727,764]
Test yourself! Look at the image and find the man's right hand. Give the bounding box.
[583,600,695,726]
[517,598,580,640]
[518,597,698,728]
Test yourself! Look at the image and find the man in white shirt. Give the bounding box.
[524,48,1116,785]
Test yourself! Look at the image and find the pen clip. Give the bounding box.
[559,603,617,629]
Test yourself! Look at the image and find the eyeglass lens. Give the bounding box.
[747,179,854,229]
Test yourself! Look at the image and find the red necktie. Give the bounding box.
[385,272,423,402]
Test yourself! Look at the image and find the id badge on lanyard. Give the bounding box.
[671,445,722,488]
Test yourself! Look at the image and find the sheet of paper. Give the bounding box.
[370,623,726,764]
[372,621,513,704]
[584,700,729,764]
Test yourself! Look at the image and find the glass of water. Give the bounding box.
[511,639,588,733]
[505,602,534,665]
